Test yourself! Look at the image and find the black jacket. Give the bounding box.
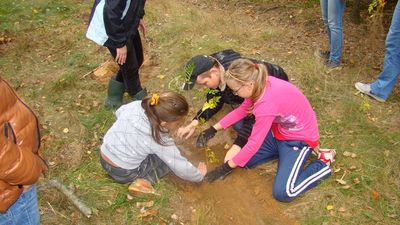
[194,49,288,147]
[103,0,146,48]
[194,49,288,122]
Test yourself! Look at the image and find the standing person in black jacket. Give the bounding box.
[177,49,288,152]
[87,0,147,109]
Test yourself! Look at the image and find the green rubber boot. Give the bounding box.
[104,78,125,109]
[132,88,148,101]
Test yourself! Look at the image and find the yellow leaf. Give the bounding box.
[326,205,334,211]
[157,74,166,79]
[63,128,69,133]
[224,143,230,150]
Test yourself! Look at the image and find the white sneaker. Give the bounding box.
[318,149,336,166]
[354,82,386,102]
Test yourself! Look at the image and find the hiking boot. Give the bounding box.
[324,60,341,70]
[104,78,125,109]
[318,149,336,166]
[318,50,330,60]
[132,88,148,101]
[354,82,386,102]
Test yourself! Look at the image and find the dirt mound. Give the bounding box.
[169,143,298,225]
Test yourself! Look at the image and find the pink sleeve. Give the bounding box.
[219,99,253,129]
[232,114,274,167]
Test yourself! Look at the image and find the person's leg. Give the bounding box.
[327,0,345,64]
[137,154,171,185]
[105,48,125,108]
[272,141,331,202]
[370,2,400,100]
[0,186,40,225]
[100,156,140,184]
[320,0,330,44]
[123,32,145,99]
[245,130,279,168]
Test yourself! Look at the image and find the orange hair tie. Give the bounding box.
[150,93,160,106]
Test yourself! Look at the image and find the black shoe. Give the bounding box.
[318,50,330,60]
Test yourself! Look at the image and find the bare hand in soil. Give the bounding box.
[197,162,207,176]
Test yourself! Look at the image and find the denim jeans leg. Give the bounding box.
[320,0,331,44]
[327,0,345,63]
[100,156,140,184]
[137,154,171,185]
[0,185,40,225]
[371,2,400,100]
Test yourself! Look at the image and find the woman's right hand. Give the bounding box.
[177,120,199,139]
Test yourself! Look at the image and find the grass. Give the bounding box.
[0,0,399,224]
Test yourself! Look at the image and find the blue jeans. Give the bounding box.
[100,154,171,185]
[0,186,40,225]
[246,130,331,202]
[371,2,400,100]
[320,0,345,64]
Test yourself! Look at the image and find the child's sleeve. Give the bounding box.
[232,115,274,167]
[155,146,203,182]
[104,0,128,48]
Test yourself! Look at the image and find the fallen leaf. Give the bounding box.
[126,194,134,200]
[157,74,166,79]
[353,178,360,184]
[343,151,352,157]
[338,207,346,212]
[336,179,347,185]
[349,165,357,170]
[326,205,334,211]
[171,214,178,220]
[140,208,158,218]
[372,191,380,201]
[63,128,69,133]
[334,168,341,173]
[341,185,351,189]
[383,150,390,157]
[351,153,357,158]
[136,201,154,208]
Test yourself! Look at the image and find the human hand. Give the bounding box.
[177,120,198,139]
[224,145,241,163]
[116,45,127,65]
[139,19,146,38]
[196,126,217,148]
[197,162,207,176]
[204,162,233,182]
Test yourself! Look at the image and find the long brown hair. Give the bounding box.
[225,59,268,101]
[141,91,189,145]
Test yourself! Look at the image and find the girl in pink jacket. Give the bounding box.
[201,59,335,202]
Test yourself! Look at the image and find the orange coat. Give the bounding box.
[0,77,48,213]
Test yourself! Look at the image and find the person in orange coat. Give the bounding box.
[0,76,48,225]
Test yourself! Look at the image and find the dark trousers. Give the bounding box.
[245,130,331,202]
[107,31,144,97]
[100,154,171,185]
